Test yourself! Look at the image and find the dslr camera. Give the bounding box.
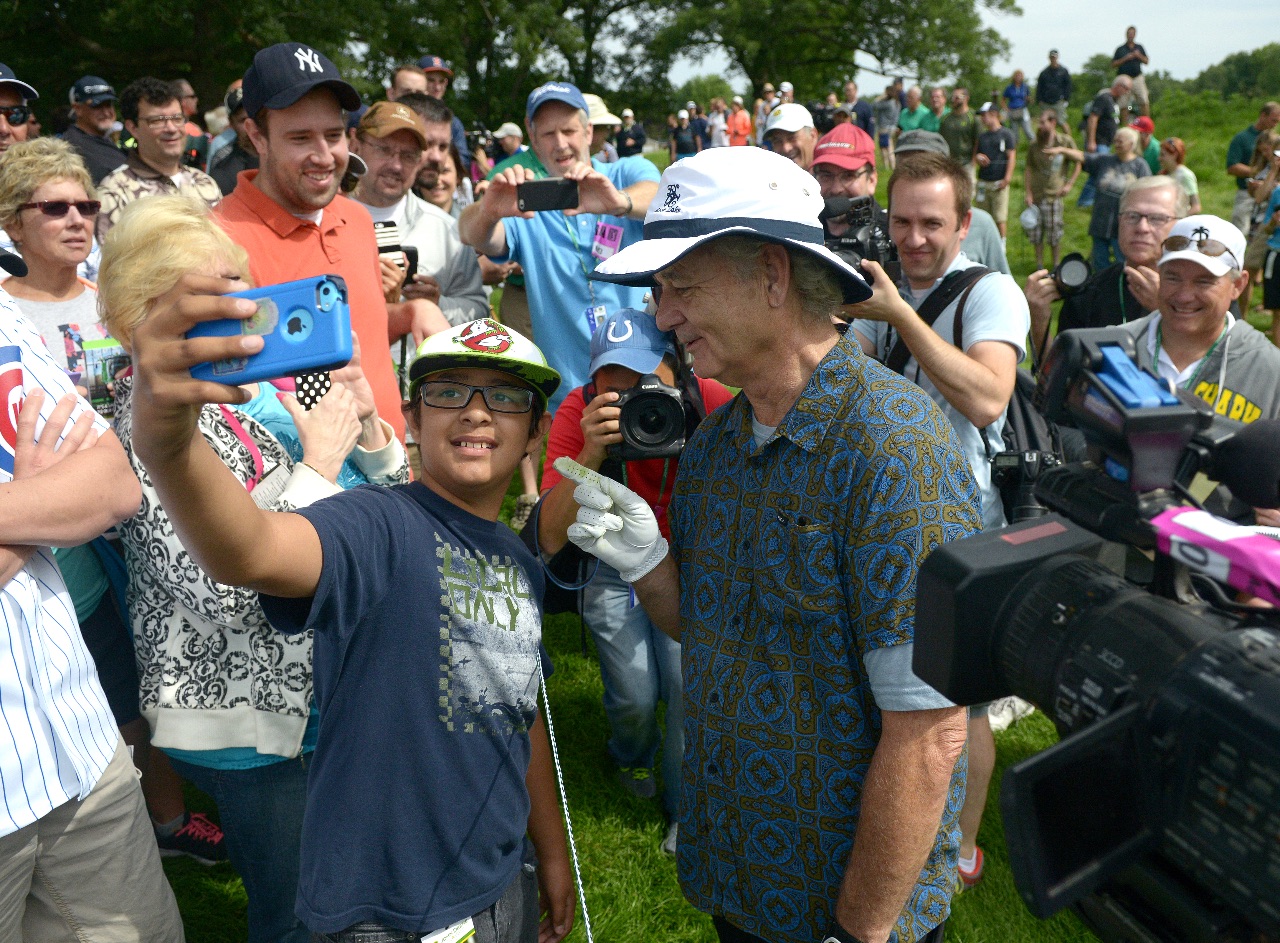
[915,328,1280,943]
[819,196,901,283]
[609,373,686,460]
[1050,251,1092,298]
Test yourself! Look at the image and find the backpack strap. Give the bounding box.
[885,266,992,375]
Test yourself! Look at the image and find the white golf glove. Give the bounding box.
[555,457,669,583]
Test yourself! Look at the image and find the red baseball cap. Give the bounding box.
[811,123,875,171]
[1130,116,1155,134]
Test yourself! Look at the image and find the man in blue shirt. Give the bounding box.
[560,147,979,943]
[459,81,659,410]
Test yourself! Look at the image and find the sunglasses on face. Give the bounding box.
[1162,234,1240,269]
[18,200,102,218]
[418,381,534,413]
[0,105,31,125]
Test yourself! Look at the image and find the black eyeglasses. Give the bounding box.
[1118,211,1175,228]
[17,200,102,218]
[1163,234,1240,269]
[0,105,31,125]
[418,380,534,413]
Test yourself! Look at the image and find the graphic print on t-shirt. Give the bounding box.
[436,537,541,736]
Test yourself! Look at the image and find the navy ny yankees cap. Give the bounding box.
[242,43,361,118]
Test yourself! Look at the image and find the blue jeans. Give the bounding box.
[1077,143,1109,206]
[1091,235,1125,271]
[169,753,310,943]
[582,566,683,816]
[310,861,538,943]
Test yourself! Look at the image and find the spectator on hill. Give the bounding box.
[1001,70,1033,145]
[841,80,874,135]
[670,109,698,161]
[727,96,752,146]
[1024,108,1081,269]
[974,102,1016,240]
[939,87,979,169]
[895,85,929,140]
[1132,116,1160,174]
[1056,125,1150,269]
[1036,49,1072,124]
[1158,136,1200,215]
[873,84,901,169]
[617,108,646,156]
[1079,75,1131,208]
[1226,102,1280,235]
[921,86,949,133]
[1112,26,1150,117]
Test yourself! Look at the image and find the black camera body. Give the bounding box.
[819,196,901,283]
[609,373,686,460]
[1051,251,1092,298]
[915,328,1280,943]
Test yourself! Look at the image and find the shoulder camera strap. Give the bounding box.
[885,266,992,375]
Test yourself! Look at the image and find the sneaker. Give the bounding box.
[616,765,657,799]
[661,821,678,856]
[156,811,228,865]
[958,846,984,888]
[509,494,538,533]
[987,695,1035,733]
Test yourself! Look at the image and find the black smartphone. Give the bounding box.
[516,178,579,212]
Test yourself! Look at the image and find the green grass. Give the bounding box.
[164,99,1279,939]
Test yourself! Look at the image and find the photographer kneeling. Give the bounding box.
[537,308,732,853]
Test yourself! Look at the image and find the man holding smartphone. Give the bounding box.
[459,81,659,411]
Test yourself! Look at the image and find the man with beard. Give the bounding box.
[1023,108,1081,269]
[215,43,409,440]
[1024,175,1184,359]
[96,77,222,240]
[350,99,486,384]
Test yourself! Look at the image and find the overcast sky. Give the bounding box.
[669,0,1280,89]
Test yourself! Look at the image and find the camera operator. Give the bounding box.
[1025,175,1184,360]
[1120,215,1280,521]
[813,123,883,229]
[537,308,732,855]
[848,151,1029,888]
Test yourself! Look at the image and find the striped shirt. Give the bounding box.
[0,291,117,837]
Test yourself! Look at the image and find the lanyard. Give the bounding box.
[1117,271,1128,323]
[1153,316,1229,391]
[561,208,598,308]
[217,404,265,492]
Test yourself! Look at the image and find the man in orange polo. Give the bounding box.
[216,42,424,440]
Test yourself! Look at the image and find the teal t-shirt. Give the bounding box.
[898,104,932,132]
[52,543,109,623]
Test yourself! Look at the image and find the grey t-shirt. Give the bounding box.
[11,289,103,373]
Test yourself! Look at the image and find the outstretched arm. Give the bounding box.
[128,272,323,598]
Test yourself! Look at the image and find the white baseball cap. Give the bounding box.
[1158,215,1246,278]
[677,108,689,120]
[779,81,795,93]
[621,107,634,118]
[763,103,814,135]
[589,148,872,304]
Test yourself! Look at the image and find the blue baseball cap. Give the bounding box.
[0,64,37,101]
[588,308,677,378]
[525,81,589,125]
[417,55,454,77]
[70,76,114,106]
[241,43,361,118]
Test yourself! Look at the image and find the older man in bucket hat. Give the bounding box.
[556,146,979,943]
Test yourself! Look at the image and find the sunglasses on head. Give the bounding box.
[0,105,31,125]
[18,200,102,218]
[1162,234,1239,269]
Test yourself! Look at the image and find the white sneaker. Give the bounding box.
[987,696,1035,733]
[661,821,678,856]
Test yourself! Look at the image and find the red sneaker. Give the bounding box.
[959,846,984,888]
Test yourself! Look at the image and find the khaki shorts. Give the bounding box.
[974,180,1011,224]
[0,739,185,942]
[1130,74,1149,111]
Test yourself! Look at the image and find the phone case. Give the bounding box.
[292,371,333,409]
[517,178,579,212]
[187,275,353,385]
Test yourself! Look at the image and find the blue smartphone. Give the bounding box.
[187,275,352,384]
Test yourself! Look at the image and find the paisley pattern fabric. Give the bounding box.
[669,335,981,943]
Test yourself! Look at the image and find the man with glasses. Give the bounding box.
[812,123,884,241]
[0,63,36,155]
[96,77,221,240]
[349,100,486,378]
[65,75,126,185]
[1025,175,1184,359]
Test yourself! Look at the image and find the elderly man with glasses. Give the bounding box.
[96,77,221,240]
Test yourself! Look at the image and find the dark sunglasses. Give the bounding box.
[0,105,31,125]
[18,200,102,218]
[418,380,534,414]
[1162,234,1240,269]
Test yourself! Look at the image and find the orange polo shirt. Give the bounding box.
[215,170,405,441]
[727,109,752,146]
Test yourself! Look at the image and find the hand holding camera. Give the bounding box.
[578,391,623,467]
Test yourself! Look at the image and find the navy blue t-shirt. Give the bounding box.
[260,482,548,935]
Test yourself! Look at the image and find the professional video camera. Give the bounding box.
[819,196,901,283]
[914,327,1280,943]
[465,121,493,154]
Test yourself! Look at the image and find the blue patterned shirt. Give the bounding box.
[669,335,981,943]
